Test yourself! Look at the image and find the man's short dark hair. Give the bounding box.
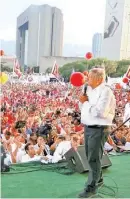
[5,131,11,136]
[58,135,66,141]
[74,118,81,124]
[30,132,37,137]
[55,110,61,115]
[25,143,31,153]
[37,134,45,139]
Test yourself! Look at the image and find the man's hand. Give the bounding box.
[79,94,88,104]
[40,144,45,151]
[7,144,12,153]
[15,140,22,148]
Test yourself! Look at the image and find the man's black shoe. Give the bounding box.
[85,178,104,188]
[97,178,104,187]
[78,190,96,198]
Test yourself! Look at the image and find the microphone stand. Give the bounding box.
[111,117,130,134]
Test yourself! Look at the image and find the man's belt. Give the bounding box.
[87,125,106,128]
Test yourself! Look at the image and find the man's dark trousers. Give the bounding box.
[84,125,109,191]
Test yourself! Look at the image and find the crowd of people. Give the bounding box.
[0,80,130,166]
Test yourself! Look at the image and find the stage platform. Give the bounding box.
[1,154,130,198]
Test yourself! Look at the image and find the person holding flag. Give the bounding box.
[13,58,22,78]
[51,61,59,78]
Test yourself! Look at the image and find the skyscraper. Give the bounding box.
[102,0,130,60]
[16,4,63,68]
[92,33,102,58]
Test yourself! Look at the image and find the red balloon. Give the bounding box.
[70,72,85,87]
[122,77,129,84]
[85,52,93,60]
[115,83,122,89]
[83,71,89,76]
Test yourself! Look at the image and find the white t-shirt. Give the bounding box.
[11,143,26,163]
[52,141,71,163]
[41,141,72,164]
[21,154,42,163]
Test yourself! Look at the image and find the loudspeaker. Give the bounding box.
[65,145,112,173]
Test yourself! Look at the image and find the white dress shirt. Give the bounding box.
[41,141,72,164]
[80,83,116,126]
[51,141,71,163]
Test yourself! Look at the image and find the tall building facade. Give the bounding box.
[92,33,102,58]
[16,5,63,68]
[102,0,130,60]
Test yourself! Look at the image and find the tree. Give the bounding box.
[45,67,52,74]
[1,64,13,72]
[111,60,129,77]
[59,58,121,78]
[103,60,117,75]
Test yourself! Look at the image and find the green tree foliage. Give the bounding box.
[111,60,130,77]
[59,58,129,78]
[1,64,13,72]
[45,67,52,73]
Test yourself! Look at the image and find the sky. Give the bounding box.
[0,0,106,46]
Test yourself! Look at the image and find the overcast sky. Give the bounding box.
[0,0,106,45]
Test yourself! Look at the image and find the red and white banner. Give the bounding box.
[51,61,59,78]
[13,58,22,78]
[126,66,130,80]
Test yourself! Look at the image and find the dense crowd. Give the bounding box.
[0,81,130,166]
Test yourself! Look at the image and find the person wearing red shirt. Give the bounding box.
[73,118,84,134]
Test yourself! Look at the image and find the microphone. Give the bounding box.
[83,84,87,96]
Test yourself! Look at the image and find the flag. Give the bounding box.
[126,66,130,79]
[51,61,59,78]
[13,58,22,78]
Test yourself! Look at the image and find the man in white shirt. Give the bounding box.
[41,136,80,163]
[51,140,71,163]
[21,143,41,163]
[78,68,116,198]
[34,135,50,156]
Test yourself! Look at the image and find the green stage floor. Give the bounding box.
[1,154,130,198]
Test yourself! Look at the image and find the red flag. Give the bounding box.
[126,66,130,79]
[13,58,21,77]
[51,61,59,78]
